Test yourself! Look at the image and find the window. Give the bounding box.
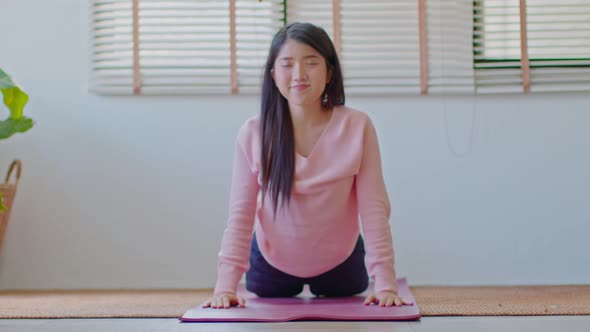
[473,0,590,93]
[90,0,284,95]
[340,1,422,94]
[90,0,474,96]
[286,1,423,94]
[424,0,475,94]
[89,0,590,96]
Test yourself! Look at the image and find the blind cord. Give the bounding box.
[441,0,478,158]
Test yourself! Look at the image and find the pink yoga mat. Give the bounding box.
[180,278,420,322]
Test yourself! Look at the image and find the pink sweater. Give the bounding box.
[214,106,397,295]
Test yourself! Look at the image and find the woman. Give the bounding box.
[203,22,412,309]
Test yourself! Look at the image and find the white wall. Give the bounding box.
[0,1,588,290]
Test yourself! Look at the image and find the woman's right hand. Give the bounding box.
[202,293,246,309]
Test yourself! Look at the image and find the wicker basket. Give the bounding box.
[0,160,21,253]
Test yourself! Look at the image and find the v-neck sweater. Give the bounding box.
[214,105,397,296]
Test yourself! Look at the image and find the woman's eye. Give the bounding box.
[306,62,318,66]
[281,64,292,68]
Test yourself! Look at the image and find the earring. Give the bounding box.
[322,93,328,104]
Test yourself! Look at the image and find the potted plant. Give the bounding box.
[0,68,33,250]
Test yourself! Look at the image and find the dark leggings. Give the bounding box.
[245,234,369,297]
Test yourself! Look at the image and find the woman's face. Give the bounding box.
[272,39,331,109]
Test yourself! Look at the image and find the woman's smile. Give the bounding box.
[291,84,310,91]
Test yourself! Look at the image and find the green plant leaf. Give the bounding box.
[0,117,34,139]
[2,86,29,119]
[0,68,33,139]
[0,68,17,89]
[1,69,29,120]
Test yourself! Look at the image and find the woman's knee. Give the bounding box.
[246,280,303,298]
[309,277,368,297]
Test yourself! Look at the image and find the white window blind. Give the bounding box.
[236,0,285,94]
[527,0,590,92]
[91,0,470,96]
[91,1,588,96]
[473,0,590,94]
[426,0,475,94]
[90,0,135,95]
[473,0,523,93]
[286,0,334,39]
[288,0,471,95]
[90,0,284,95]
[286,0,421,95]
[340,0,420,95]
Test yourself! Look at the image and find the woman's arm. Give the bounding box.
[355,115,398,295]
[214,132,260,296]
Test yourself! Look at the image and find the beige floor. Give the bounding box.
[1,316,589,332]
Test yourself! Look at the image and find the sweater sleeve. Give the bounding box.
[356,116,398,295]
[213,128,260,295]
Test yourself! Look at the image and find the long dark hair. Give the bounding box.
[260,22,345,215]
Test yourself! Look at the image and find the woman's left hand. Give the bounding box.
[364,291,414,307]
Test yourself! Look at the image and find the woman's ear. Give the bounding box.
[270,68,275,81]
[326,66,332,84]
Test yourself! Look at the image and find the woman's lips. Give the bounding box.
[291,84,310,91]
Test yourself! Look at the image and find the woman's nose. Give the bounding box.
[292,64,307,81]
